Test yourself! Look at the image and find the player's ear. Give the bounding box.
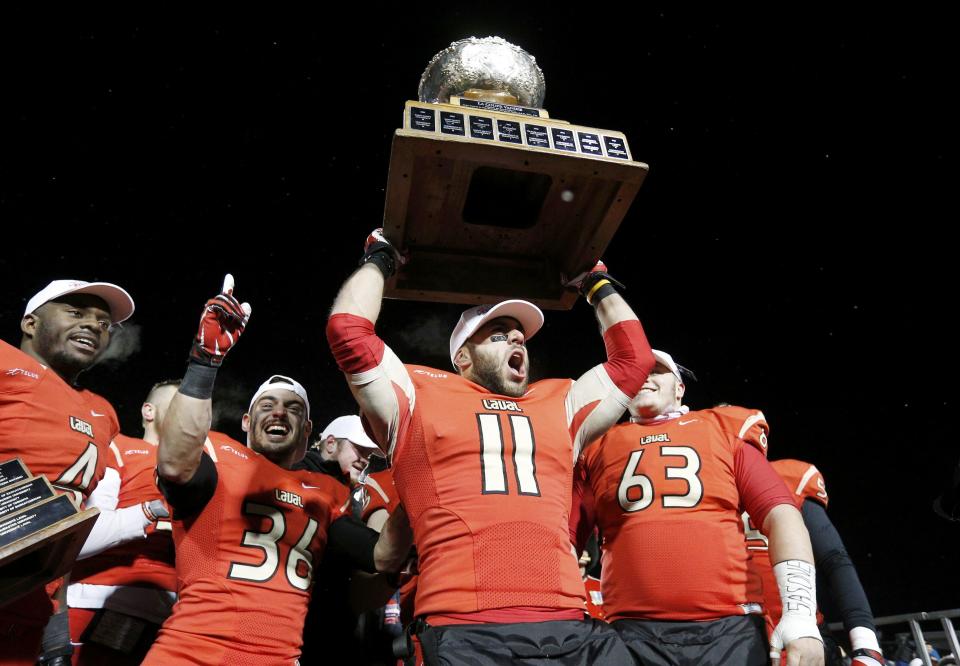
[454,346,471,374]
[676,382,686,402]
[241,413,251,433]
[20,313,38,339]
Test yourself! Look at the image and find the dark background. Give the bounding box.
[1,9,955,620]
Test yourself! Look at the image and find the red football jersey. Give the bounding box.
[0,339,119,504]
[0,339,120,627]
[583,406,769,622]
[746,458,829,633]
[71,434,176,592]
[391,367,589,619]
[142,432,350,665]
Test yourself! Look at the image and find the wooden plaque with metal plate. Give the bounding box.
[0,458,99,606]
[382,36,649,310]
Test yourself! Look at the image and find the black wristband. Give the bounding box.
[180,362,218,400]
[587,282,617,305]
[360,243,398,279]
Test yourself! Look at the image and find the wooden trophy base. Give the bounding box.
[383,99,648,310]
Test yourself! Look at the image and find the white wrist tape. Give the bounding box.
[769,560,822,654]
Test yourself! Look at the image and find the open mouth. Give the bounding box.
[264,422,291,438]
[69,333,99,353]
[507,350,526,380]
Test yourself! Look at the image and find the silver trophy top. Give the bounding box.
[418,36,546,108]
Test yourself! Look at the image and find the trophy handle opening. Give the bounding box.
[463,167,552,229]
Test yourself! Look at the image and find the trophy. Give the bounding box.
[0,458,99,605]
[382,36,649,309]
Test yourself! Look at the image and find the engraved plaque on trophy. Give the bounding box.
[0,458,99,605]
[382,36,649,309]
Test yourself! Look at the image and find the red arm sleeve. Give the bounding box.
[735,443,794,528]
[600,320,655,399]
[327,313,385,374]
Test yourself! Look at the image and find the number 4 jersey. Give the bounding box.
[580,406,790,622]
[144,432,350,665]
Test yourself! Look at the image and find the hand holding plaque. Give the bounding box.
[0,459,99,605]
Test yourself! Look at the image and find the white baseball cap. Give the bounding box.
[320,415,379,450]
[652,349,683,383]
[448,299,544,367]
[25,279,135,324]
[248,375,311,420]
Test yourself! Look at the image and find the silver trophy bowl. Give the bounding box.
[418,36,546,107]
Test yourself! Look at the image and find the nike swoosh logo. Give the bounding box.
[90,410,106,417]
[678,419,698,425]
[301,482,323,490]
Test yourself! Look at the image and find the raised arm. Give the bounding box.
[157,275,250,484]
[565,262,655,455]
[327,231,413,456]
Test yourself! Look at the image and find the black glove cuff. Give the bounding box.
[180,362,218,400]
[360,243,398,279]
[850,648,883,660]
[580,272,625,306]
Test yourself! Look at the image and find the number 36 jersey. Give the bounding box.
[145,432,349,665]
[581,406,770,622]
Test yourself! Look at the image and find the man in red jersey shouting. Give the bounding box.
[327,230,655,665]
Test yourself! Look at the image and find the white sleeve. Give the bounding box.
[77,467,151,559]
[347,344,415,459]
[566,364,632,459]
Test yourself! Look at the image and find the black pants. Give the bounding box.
[418,618,633,666]
[612,614,768,666]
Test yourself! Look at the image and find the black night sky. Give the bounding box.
[1,10,955,622]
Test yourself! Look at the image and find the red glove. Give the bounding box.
[564,260,625,305]
[360,228,406,278]
[189,274,252,367]
[141,498,170,522]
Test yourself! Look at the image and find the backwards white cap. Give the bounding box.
[25,279,135,324]
[448,299,544,367]
[652,349,684,383]
[248,375,311,420]
[319,415,379,450]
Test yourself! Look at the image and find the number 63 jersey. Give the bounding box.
[580,406,770,622]
[145,432,349,665]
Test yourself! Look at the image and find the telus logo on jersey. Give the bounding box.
[220,445,249,460]
[639,433,670,445]
[413,369,448,379]
[481,399,523,412]
[69,416,94,438]
[275,488,304,508]
[6,367,40,379]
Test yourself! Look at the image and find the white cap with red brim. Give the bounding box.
[448,299,544,367]
[25,279,135,324]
